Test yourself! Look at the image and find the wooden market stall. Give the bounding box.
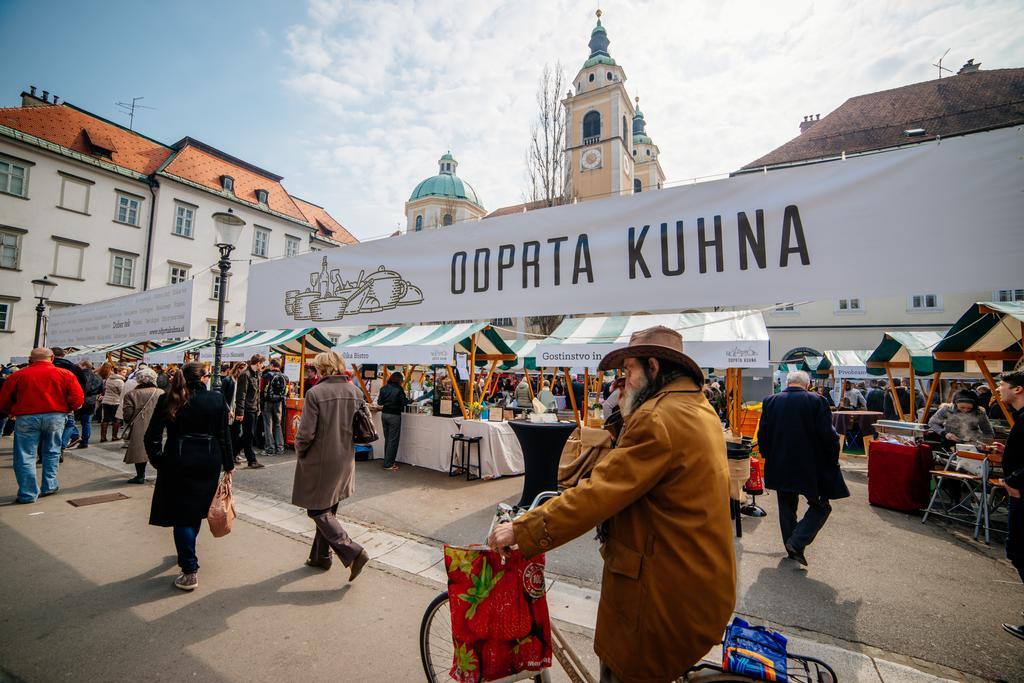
[932,301,1024,425]
[816,350,874,403]
[534,311,771,435]
[866,331,946,423]
[335,322,525,478]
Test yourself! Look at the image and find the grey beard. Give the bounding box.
[620,375,652,418]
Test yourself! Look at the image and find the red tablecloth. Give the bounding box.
[867,441,933,511]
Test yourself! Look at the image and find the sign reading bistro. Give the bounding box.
[245,129,1023,330]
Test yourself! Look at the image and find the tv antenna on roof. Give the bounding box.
[115,96,155,131]
[932,48,953,79]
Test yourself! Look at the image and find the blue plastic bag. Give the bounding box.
[722,617,788,682]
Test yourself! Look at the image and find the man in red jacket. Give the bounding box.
[0,347,84,503]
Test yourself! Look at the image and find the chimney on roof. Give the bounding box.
[41,90,49,102]
[21,85,50,108]
[957,59,981,75]
[799,113,820,134]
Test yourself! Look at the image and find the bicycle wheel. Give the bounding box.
[420,591,454,682]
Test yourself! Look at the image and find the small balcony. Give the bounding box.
[582,135,600,146]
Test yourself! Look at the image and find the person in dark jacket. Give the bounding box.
[376,371,410,471]
[757,370,849,566]
[233,354,265,469]
[144,362,234,591]
[994,371,1024,640]
[865,379,886,413]
[52,347,88,449]
[883,377,923,420]
[76,361,103,448]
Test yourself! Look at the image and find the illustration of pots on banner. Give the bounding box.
[443,545,552,682]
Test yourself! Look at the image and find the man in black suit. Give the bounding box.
[758,370,849,566]
[865,379,886,413]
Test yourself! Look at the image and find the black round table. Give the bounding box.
[508,420,577,508]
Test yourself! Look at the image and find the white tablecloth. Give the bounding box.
[370,412,524,478]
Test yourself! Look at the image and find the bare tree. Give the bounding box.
[526,314,565,337]
[526,62,571,207]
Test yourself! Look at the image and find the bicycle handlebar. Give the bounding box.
[486,491,561,542]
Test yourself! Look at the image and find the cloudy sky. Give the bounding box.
[2,0,1022,241]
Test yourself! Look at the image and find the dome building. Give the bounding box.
[404,152,486,232]
[631,97,665,193]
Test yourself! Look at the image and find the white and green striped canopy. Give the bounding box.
[67,340,150,364]
[533,312,770,369]
[501,339,541,371]
[819,350,873,379]
[219,328,336,357]
[337,322,514,366]
[144,338,212,364]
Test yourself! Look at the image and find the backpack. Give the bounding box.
[266,372,287,402]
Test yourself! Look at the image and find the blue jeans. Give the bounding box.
[61,411,79,448]
[78,408,93,446]
[173,523,202,573]
[262,401,284,453]
[12,412,65,502]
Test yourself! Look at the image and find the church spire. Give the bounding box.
[588,8,610,58]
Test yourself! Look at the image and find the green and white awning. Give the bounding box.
[337,322,514,366]
[866,331,946,376]
[799,355,825,376]
[818,350,873,379]
[532,311,770,369]
[215,328,336,358]
[144,338,212,364]
[933,301,1024,373]
[501,339,540,371]
[67,340,150,364]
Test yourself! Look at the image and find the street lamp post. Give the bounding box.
[210,210,246,390]
[31,276,58,348]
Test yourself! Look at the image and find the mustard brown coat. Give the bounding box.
[291,376,365,511]
[514,376,736,683]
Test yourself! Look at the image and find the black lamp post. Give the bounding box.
[210,209,246,390]
[31,276,57,348]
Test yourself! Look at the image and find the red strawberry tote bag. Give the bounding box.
[443,545,552,682]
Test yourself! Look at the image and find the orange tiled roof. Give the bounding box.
[161,142,308,223]
[0,102,172,175]
[291,196,358,244]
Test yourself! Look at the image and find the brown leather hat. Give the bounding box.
[597,325,703,382]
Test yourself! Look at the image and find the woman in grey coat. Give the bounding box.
[121,367,163,483]
[928,389,994,445]
[291,351,370,582]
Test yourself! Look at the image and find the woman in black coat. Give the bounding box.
[144,362,233,591]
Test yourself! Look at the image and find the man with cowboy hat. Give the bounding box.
[488,326,735,683]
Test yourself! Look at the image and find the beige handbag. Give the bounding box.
[207,472,236,538]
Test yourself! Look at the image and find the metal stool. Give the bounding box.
[449,434,483,481]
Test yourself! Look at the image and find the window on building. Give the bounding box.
[0,229,21,269]
[208,322,218,338]
[442,213,453,226]
[836,298,862,313]
[58,174,91,213]
[490,317,514,327]
[0,300,11,331]
[253,227,269,257]
[286,235,301,258]
[255,188,269,204]
[109,253,135,287]
[774,303,798,313]
[115,193,141,226]
[633,178,642,193]
[996,289,1024,302]
[415,214,423,232]
[908,294,941,311]
[327,333,340,346]
[622,116,629,146]
[0,158,27,197]
[220,175,234,192]
[587,73,595,83]
[174,203,195,237]
[582,111,601,143]
[169,264,190,284]
[211,271,228,300]
[52,239,85,279]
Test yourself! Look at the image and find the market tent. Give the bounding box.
[220,328,335,356]
[67,340,152,364]
[337,323,514,366]
[818,350,873,380]
[501,339,540,371]
[799,355,826,377]
[144,338,212,364]
[933,301,1024,422]
[532,311,770,369]
[866,331,947,423]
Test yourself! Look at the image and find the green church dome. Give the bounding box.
[409,152,483,208]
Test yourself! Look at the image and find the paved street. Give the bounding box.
[3,439,1023,681]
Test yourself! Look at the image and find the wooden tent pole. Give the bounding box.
[884,366,906,422]
[979,361,1014,424]
[564,368,581,427]
[908,364,917,421]
[403,365,412,392]
[299,335,307,398]
[921,372,941,423]
[584,367,591,422]
[524,368,536,401]
[446,365,469,419]
[351,363,371,402]
[467,334,478,409]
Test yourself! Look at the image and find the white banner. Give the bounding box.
[834,365,870,380]
[47,282,194,348]
[198,345,270,363]
[533,339,770,369]
[245,129,1023,330]
[338,345,454,367]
